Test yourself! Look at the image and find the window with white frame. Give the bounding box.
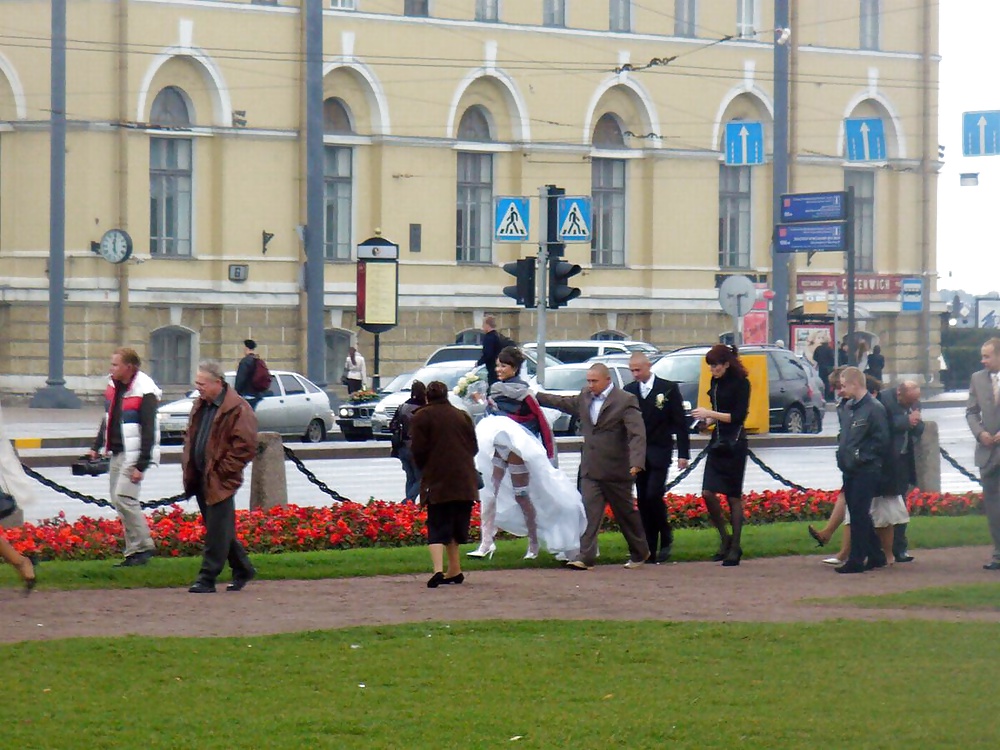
[675,0,696,37]
[543,0,565,27]
[150,327,193,385]
[860,0,880,50]
[456,107,494,263]
[591,114,627,267]
[476,0,499,21]
[149,87,193,258]
[330,0,356,8]
[404,0,428,16]
[736,0,757,39]
[718,164,751,268]
[845,169,875,272]
[610,0,631,32]
[323,98,354,261]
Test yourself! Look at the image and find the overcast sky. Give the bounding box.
[936,0,998,296]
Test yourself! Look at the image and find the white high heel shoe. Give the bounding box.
[523,544,539,560]
[467,543,496,559]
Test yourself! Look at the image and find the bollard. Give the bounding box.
[914,420,941,493]
[0,507,24,529]
[250,431,287,511]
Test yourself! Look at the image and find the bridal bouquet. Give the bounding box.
[453,371,487,401]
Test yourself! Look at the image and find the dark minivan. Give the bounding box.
[650,345,824,433]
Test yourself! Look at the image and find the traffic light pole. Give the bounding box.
[535,185,549,387]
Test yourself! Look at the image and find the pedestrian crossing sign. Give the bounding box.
[494,197,530,242]
[556,196,592,243]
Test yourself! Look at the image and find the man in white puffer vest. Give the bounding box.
[89,347,162,567]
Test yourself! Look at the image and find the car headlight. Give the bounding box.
[339,407,353,418]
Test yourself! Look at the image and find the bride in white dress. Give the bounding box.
[465,347,586,561]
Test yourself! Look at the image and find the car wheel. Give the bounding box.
[811,408,824,433]
[782,406,806,434]
[304,419,326,443]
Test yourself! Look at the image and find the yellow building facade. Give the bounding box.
[0,0,939,397]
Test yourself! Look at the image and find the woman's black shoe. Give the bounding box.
[808,525,826,547]
[721,546,742,567]
[711,537,732,562]
[427,572,446,588]
[442,573,465,585]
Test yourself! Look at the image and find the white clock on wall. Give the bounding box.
[98,228,133,264]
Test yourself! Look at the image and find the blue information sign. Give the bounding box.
[725,121,764,166]
[494,197,530,242]
[963,111,1000,156]
[901,278,922,312]
[776,222,847,253]
[781,191,848,224]
[556,196,592,243]
[845,118,886,161]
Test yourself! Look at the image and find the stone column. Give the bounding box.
[914,419,940,493]
[250,432,287,511]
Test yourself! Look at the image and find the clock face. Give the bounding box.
[99,229,133,264]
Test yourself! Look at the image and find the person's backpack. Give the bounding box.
[250,356,273,393]
[498,332,517,350]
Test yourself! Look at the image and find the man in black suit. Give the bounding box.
[624,352,690,563]
[476,315,502,386]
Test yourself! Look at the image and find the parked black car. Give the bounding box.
[650,345,823,433]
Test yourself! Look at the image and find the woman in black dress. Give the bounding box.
[690,344,751,566]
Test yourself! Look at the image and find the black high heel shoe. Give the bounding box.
[721,546,743,567]
[808,525,826,547]
[427,572,446,588]
[711,537,732,562]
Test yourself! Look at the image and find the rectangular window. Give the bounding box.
[736,0,757,38]
[330,0,356,8]
[476,0,499,21]
[591,158,626,266]
[324,146,353,261]
[610,0,631,32]
[543,0,565,27]
[718,164,751,268]
[404,0,428,16]
[149,137,192,257]
[456,152,493,263]
[150,330,192,385]
[845,169,875,272]
[675,0,696,37]
[860,0,880,50]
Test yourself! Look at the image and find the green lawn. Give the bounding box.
[1,515,991,591]
[838,582,1000,611]
[3,619,998,749]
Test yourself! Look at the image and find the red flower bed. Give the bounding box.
[4,489,983,561]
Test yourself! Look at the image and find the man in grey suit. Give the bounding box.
[536,363,650,569]
[967,337,1000,570]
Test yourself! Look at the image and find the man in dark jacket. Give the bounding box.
[182,360,258,593]
[477,315,502,386]
[835,366,890,574]
[624,352,690,562]
[878,381,923,562]
[812,340,836,400]
[234,338,263,409]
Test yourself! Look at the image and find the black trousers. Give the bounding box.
[843,469,884,567]
[195,492,253,584]
[635,465,671,554]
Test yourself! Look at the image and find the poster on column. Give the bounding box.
[791,324,834,362]
[742,311,769,345]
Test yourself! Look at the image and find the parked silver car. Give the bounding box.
[371,362,488,438]
[538,361,633,435]
[158,370,335,443]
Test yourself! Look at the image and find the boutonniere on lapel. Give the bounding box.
[655,393,665,410]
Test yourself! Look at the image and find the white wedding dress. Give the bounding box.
[474,414,586,559]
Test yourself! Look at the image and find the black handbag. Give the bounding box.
[340,373,350,386]
[709,428,742,459]
[0,489,18,521]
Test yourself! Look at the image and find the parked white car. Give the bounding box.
[538,361,633,434]
[158,370,335,443]
[523,340,657,364]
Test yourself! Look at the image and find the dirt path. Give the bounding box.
[2,546,997,643]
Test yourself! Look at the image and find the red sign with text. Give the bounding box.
[797,274,905,296]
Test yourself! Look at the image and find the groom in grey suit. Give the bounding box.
[536,363,650,569]
[967,337,1000,570]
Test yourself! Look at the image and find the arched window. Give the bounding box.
[149,87,193,257]
[719,159,751,269]
[323,98,354,261]
[456,106,494,263]
[845,169,875,272]
[592,113,626,267]
[149,326,194,385]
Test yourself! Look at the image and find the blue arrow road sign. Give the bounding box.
[494,197,530,242]
[845,118,886,161]
[556,196,592,243]
[725,121,764,165]
[781,191,848,224]
[963,111,1000,156]
[775,222,847,253]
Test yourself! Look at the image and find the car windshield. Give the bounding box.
[651,354,703,383]
[380,372,412,394]
[544,368,588,391]
[624,342,658,353]
[426,347,480,364]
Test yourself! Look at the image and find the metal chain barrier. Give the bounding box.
[664,447,707,491]
[746,449,813,493]
[283,446,353,503]
[20,464,189,510]
[939,446,982,486]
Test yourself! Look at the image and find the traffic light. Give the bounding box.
[548,260,581,309]
[502,257,536,308]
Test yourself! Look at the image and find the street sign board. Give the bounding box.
[901,277,922,312]
[556,196,592,243]
[775,222,847,253]
[780,191,848,223]
[718,274,757,318]
[845,117,886,161]
[962,111,1000,156]
[494,197,530,242]
[725,121,764,165]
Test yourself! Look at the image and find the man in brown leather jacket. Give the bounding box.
[182,360,258,593]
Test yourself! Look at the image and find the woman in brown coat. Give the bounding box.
[410,381,479,588]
